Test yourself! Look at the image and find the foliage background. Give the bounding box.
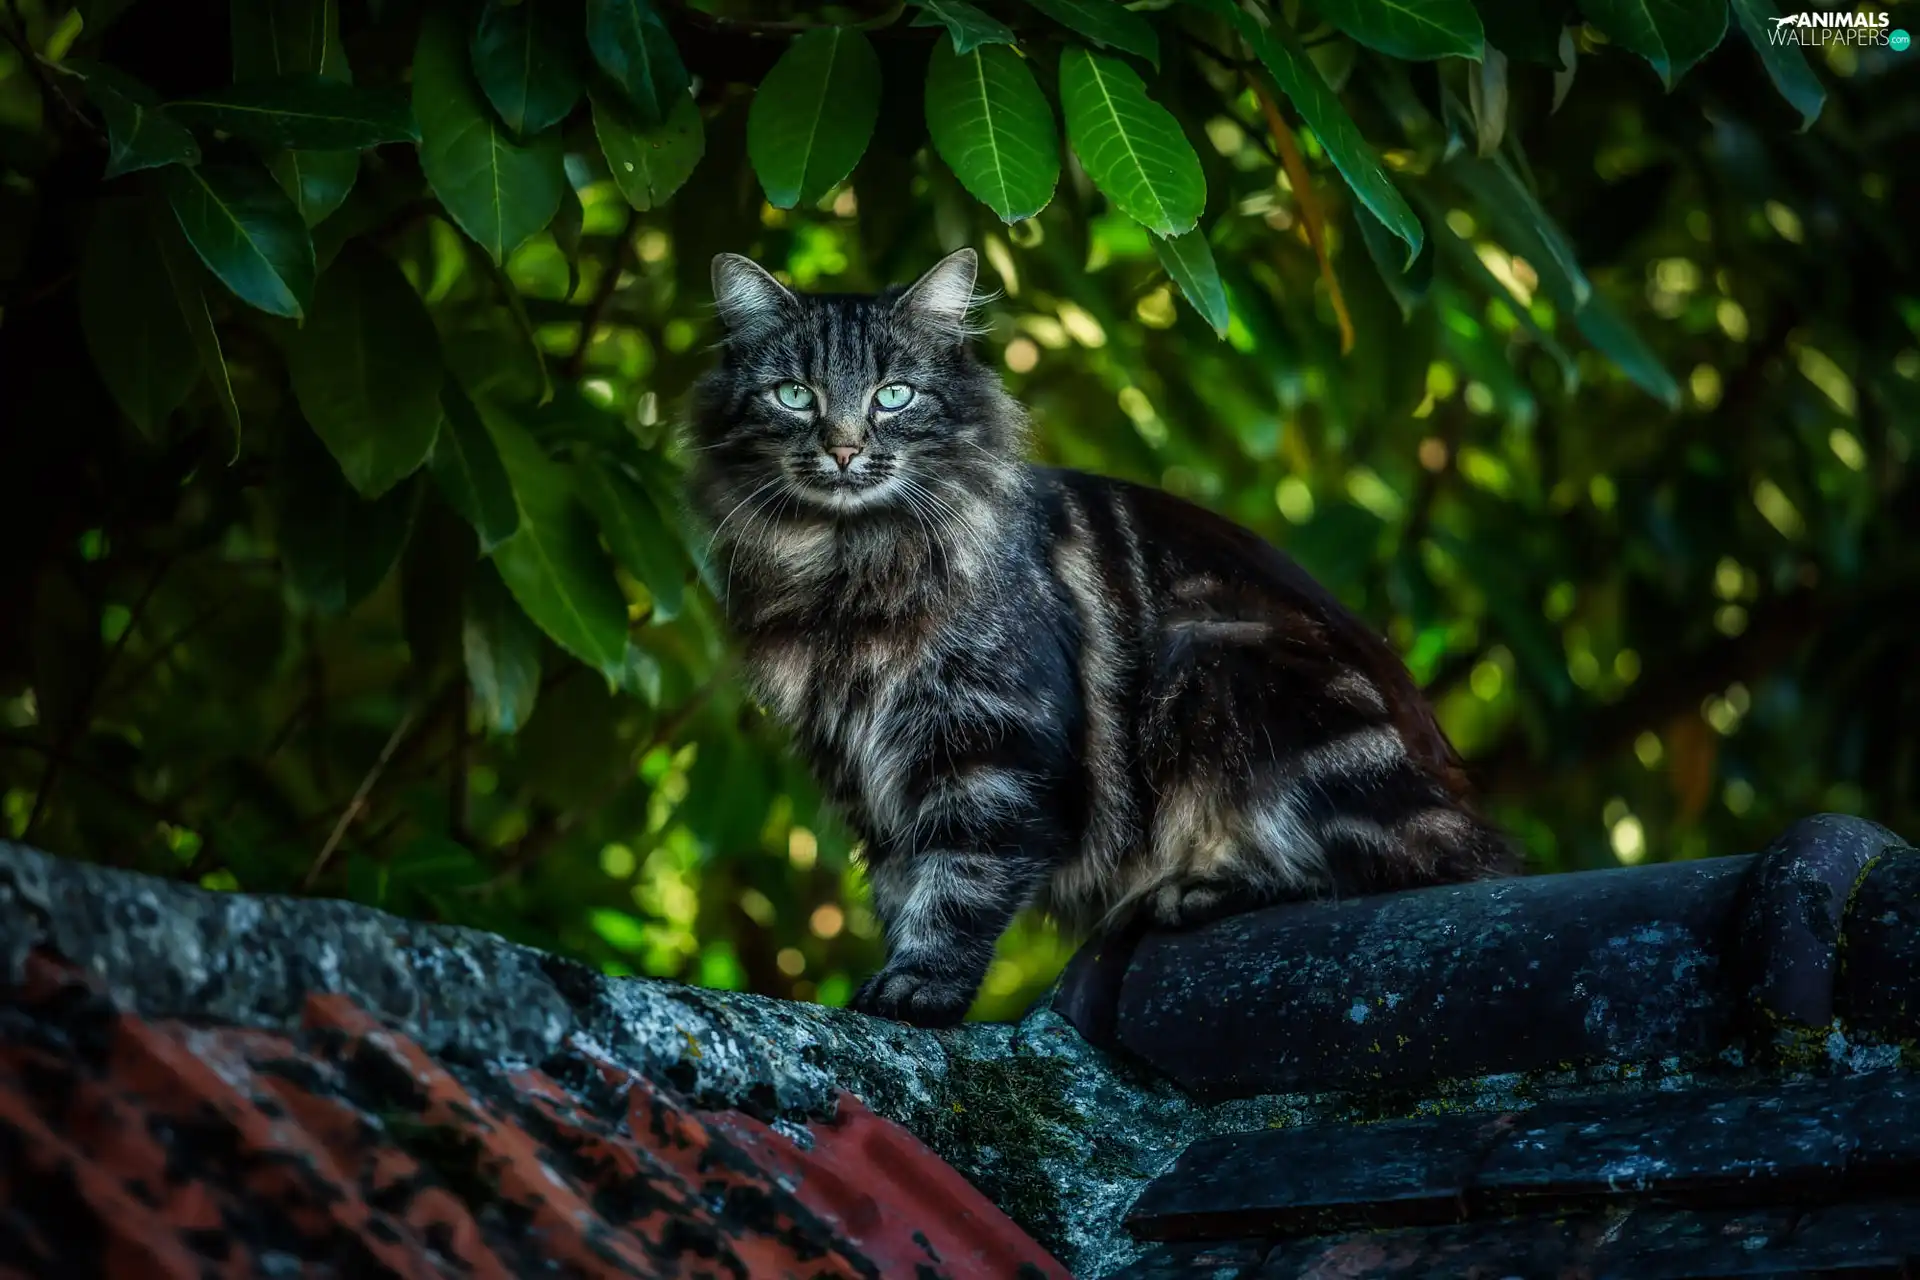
[1,0,1915,1021]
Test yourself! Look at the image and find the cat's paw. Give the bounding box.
[849,964,977,1027]
[1148,879,1238,929]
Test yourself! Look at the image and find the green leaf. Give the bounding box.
[486,410,631,679]
[168,80,418,150]
[1574,289,1681,408]
[472,0,584,136]
[1152,227,1230,336]
[747,27,883,210]
[1730,0,1824,129]
[1019,0,1160,66]
[593,87,704,211]
[1414,189,1576,388]
[163,162,315,319]
[924,38,1060,224]
[1354,200,1432,319]
[577,459,687,622]
[1210,0,1422,266]
[1473,0,1571,63]
[276,428,422,616]
[1577,0,1728,86]
[80,195,198,437]
[617,641,663,705]
[152,198,243,443]
[433,379,520,552]
[1442,150,1590,310]
[1303,0,1483,59]
[68,60,200,179]
[464,560,543,735]
[585,0,690,126]
[229,0,360,228]
[284,244,444,498]
[268,146,359,226]
[231,0,348,81]
[908,0,1017,54]
[1057,47,1204,237]
[414,7,568,264]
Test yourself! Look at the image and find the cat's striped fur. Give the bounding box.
[688,249,1516,1027]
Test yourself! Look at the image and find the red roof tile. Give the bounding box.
[1,949,1070,1279]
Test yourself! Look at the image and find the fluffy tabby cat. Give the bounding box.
[688,248,1516,1027]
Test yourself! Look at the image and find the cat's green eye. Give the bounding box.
[775,382,815,411]
[874,384,915,411]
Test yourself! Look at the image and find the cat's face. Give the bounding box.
[690,250,1024,523]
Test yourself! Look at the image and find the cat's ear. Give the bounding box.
[895,248,980,340]
[711,253,794,339]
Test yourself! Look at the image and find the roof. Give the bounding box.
[1054,812,1920,1278]
[2,813,1916,1279]
[1054,812,1918,1097]
[1113,1071,1920,1278]
[0,947,1068,1278]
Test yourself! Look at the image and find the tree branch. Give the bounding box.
[304,705,418,891]
[565,208,638,380]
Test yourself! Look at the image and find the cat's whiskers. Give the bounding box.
[705,474,788,563]
[908,473,997,574]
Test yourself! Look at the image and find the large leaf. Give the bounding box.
[1020,0,1160,66]
[908,0,1017,54]
[1574,289,1681,408]
[68,60,200,179]
[152,199,243,442]
[1577,0,1728,86]
[464,560,543,735]
[1413,189,1577,388]
[471,0,583,136]
[230,0,360,227]
[231,0,347,80]
[1730,0,1825,129]
[276,428,422,616]
[284,244,444,498]
[80,195,198,437]
[1442,150,1590,310]
[924,38,1060,224]
[163,162,315,319]
[485,411,631,679]
[748,27,883,210]
[1304,0,1483,58]
[1153,227,1230,337]
[1354,200,1432,319]
[577,458,687,621]
[433,379,520,552]
[1212,0,1422,266]
[1057,47,1204,237]
[593,88,704,211]
[414,7,568,263]
[268,147,359,226]
[168,80,417,150]
[585,0,690,127]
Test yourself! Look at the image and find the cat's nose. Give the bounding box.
[828,445,862,471]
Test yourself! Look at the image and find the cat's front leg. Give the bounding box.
[851,848,1046,1027]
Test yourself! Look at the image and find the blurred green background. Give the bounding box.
[1,0,1915,1021]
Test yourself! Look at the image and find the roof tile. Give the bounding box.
[1,949,1068,1279]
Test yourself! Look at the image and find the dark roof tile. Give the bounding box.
[1057,814,1917,1099]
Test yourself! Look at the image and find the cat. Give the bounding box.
[686,248,1517,1028]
